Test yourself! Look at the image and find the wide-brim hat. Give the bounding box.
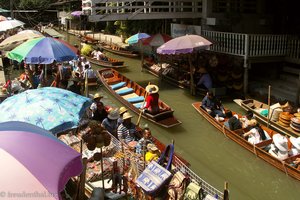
[93,93,103,100]
[290,136,300,150]
[122,112,133,120]
[145,84,159,94]
[108,109,120,120]
[147,143,158,151]
[119,106,128,115]
[273,134,288,151]
[0,90,8,98]
[248,119,257,127]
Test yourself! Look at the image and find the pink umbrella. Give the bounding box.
[143,33,172,47]
[0,121,83,199]
[157,34,212,54]
[71,11,82,17]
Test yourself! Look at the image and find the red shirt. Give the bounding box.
[145,93,159,113]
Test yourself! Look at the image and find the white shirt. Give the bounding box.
[247,128,261,145]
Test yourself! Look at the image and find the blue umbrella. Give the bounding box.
[0,87,92,134]
[125,33,150,45]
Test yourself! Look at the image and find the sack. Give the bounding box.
[168,171,188,200]
[136,161,172,196]
[183,182,204,200]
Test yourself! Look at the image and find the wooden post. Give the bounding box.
[100,147,105,189]
[243,34,249,96]
[267,85,271,128]
[296,73,300,107]
[84,71,88,97]
[188,54,195,95]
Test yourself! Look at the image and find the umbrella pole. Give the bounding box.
[85,71,88,97]
[136,82,150,126]
[267,85,271,128]
[140,41,144,72]
[188,54,195,95]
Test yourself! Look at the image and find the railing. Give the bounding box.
[202,30,300,63]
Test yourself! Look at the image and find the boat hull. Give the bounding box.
[98,43,139,58]
[84,55,125,69]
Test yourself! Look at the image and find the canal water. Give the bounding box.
[64,33,300,200]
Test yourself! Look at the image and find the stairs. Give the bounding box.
[248,65,300,105]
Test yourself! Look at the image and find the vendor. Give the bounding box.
[196,66,212,91]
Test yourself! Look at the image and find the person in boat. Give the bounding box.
[117,112,139,146]
[289,136,300,156]
[268,133,289,160]
[196,66,213,91]
[242,119,267,144]
[142,84,160,115]
[102,108,120,139]
[67,76,81,95]
[240,111,255,129]
[224,110,242,131]
[145,143,160,163]
[83,64,97,79]
[81,56,91,69]
[201,91,225,118]
[90,101,108,123]
[117,106,128,127]
[136,127,154,155]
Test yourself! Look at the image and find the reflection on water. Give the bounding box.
[63,32,300,200]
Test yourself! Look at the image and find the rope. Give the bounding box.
[281,161,289,176]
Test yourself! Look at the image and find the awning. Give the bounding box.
[43,28,64,38]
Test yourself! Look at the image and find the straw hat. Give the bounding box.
[248,119,257,127]
[122,112,133,120]
[147,143,158,151]
[93,93,103,100]
[0,87,8,98]
[290,136,300,150]
[145,84,159,94]
[272,134,288,151]
[119,106,128,115]
[108,109,120,120]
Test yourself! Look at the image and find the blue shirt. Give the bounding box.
[197,73,212,89]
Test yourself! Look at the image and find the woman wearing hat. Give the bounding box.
[268,134,289,160]
[102,108,120,138]
[142,84,160,114]
[117,106,128,127]
[145,143,160,163]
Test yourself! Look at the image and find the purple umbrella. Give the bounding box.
[157,34,212,54]
[71,11,82,17]
[0,121,83,199]
[157,35,212,95]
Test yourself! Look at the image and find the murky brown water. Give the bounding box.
[63,32,300,200]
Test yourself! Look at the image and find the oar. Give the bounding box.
[223,181,229,200]
[84,71,88,97]
[136,82,150,126]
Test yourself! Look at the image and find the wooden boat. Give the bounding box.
[80,35,99,45]
[84,55,125,69]
[235,99,300,138]
[97,68,182,128]
[97,43,139,58]
[192,101,300,181]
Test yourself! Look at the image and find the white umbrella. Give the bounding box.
[0,32,43,51]
[0,19,24,31]
[17,29,42,35]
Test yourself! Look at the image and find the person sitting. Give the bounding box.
[142,84,160,114]
[83,64,97,79]
[201,91,225,118]
[117,112,139,146]
[196,67,212,91]
[102,108,120,139]
[145,143,160,163]
[268,133,289,160]
[67,76,81,95]
[240,111,255,129]
[90,101,108,123]
[117,106,128,127]
[136,128,154,155]
[242,119,267,144]
[81,57,91,69]
[224,111,242,131]
[289,136,300,156]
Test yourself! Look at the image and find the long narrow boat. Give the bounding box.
[235,99,300,138]
[97,68,182,128]
[83,55,125,69]
[97,43,139,58]
[192,101,300,181]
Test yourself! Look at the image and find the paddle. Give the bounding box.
[136,82,150,126]
[223,181,229,200]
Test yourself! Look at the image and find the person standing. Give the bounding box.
[142,84,160,114]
